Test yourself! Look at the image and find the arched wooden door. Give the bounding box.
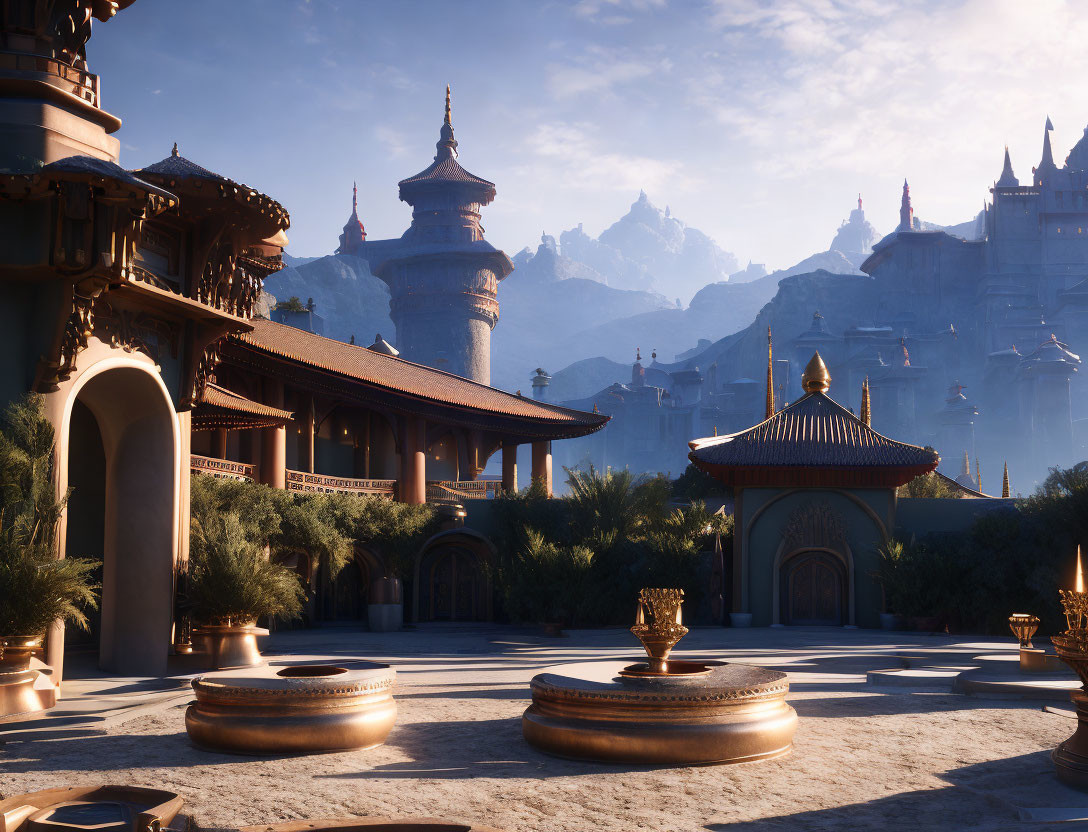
[781,551,846,626]
[423,545,486,622]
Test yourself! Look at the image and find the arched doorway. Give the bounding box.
[780,551,846,626]
[61,364,179,676]
[413,531,494,622]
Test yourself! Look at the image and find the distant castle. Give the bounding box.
[335,87,512,386]
[553,118,1088,488]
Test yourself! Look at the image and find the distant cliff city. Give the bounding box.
[265,107,1088,493]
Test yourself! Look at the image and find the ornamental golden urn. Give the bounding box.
[1008,614,1040,649]
[630,588,688,674]
[1050,546,1088,790]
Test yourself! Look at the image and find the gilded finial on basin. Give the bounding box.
[630,588,688,674]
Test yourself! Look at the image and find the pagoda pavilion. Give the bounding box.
[689,353,939,628]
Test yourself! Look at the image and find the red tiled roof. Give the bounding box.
[231,319,608,431]
[193,383,294,431]
[689,392,938,488]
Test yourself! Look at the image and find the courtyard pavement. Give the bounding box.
[2,624,1087,830]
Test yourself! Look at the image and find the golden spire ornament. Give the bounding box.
[976,458,982,493]
[800,352,831,393]
[765,326,775,419]
[444,83,452,125]
[1002,462,1010,498]
[860,376,871,426]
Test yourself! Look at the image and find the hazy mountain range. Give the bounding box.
[264,191,977,396]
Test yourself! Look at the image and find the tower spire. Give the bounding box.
[961,451,970,479]
[976,458,982,494]
[1036,116,1057,182]
[899,179,913,231]
[765,326,775,419]
[1002,461,1010,498]
[860,376,871,426]
[435,85,458,161]
[997,146,1018,187]
[352,180,358,215]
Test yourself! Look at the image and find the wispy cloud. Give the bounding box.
[373,125,410,159]
[573,0,667,21]
[517,121,689,195]
[548,45,670,99]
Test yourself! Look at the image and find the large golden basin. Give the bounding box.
[186,661,396,754]
[523,660,796,765]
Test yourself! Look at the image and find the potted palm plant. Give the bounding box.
[0,394,98,718]
[187,510,304,669]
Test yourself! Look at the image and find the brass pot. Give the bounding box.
[192,622,267,670]
[0,635,43,673]
[1009,614,1040,649]
[0,635,56,722]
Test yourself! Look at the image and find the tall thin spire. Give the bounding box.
[860,376,871,426]
[961,451,970,479]
[976,458,982,494]
[765,326,775,419]
[857,193,863,211]
[1036,116,1057,182]
[997,146,1018,187]
[352,180,358,215]
[435,84,458,161]
[1002,461,1010,498]
[899,179,913,231]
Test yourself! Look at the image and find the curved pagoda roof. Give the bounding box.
[398,87,496,202]
[135,144,290,234]
[193,383,293,432]
[226,319,609,440]
[689,352,939,488]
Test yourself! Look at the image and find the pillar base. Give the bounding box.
[0,666,57,723]
[1054,690,1088,790]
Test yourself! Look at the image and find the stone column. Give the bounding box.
[260,426,287,489]
[400,417,427,504]
[501,442,518,494]
[531,440,552,496]
[301,394,315,474]
[213,428,227,460]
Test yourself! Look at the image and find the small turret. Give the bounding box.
[1034,116,1058,184]
[1002,461,1011,498]
[898,179,913,231]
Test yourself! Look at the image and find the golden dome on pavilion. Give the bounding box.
[801,352,831,394]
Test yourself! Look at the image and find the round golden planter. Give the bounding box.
[186,662,396,754]
[523,660,797,765]
[0,635,56,722]
[241,816,507,832]
[191,623,268,669]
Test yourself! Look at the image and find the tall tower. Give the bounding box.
[373,86,513,385]
[336,181,366,256]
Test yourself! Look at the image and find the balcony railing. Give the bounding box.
[0,50,99,107]
[286,469,396,499]
[190,454,255,482]
[426,480,497,505]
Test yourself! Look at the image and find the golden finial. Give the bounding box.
[444,84,452,126]
[976,458,982,493]
[800,352,831,394]
[171,142,178,157]
[860,376,871,426]
[1002,461,1010,498]
[765,326,775,419]
[593,402,599,413]
[713,426,718,436]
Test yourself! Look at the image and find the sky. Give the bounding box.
[91,0,1088,273]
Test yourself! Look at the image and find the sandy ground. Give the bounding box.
[2,625,1087,832]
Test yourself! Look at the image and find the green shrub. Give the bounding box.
[187,511,304,625]
[0,394,98,635]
